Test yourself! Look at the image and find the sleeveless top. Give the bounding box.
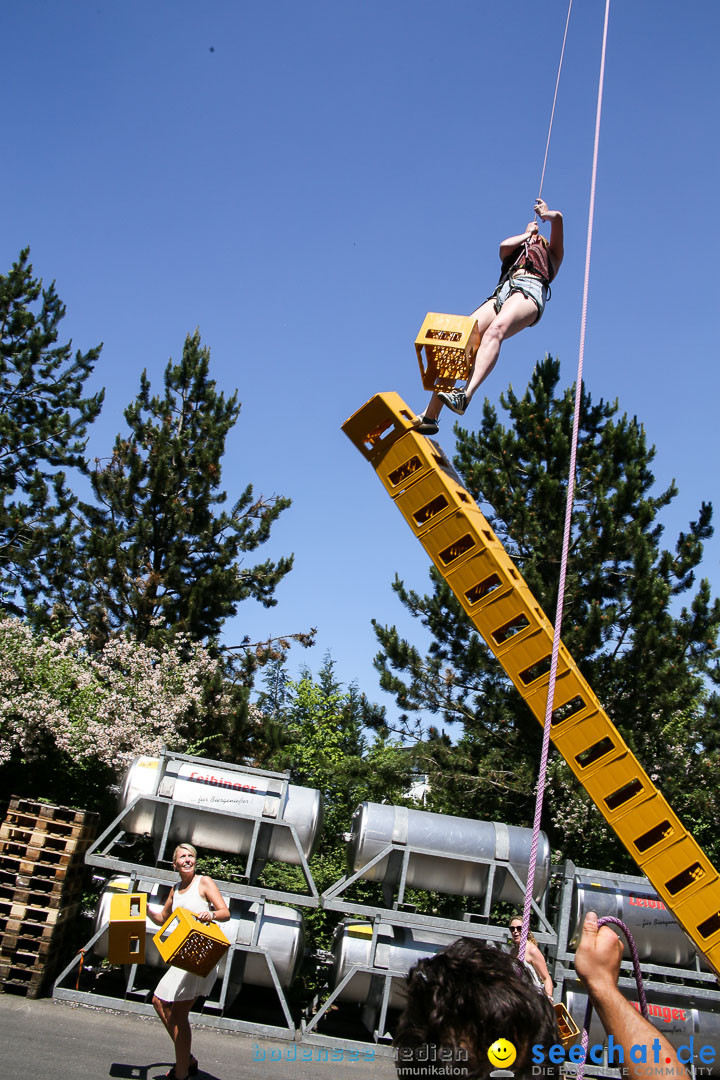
[499,236,554,286]
[171,874,211,916]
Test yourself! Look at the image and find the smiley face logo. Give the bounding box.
[487,1038,517,1069]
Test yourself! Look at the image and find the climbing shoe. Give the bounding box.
[413,415,439,436]
[437,388,468,415]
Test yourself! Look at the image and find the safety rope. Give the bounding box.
[576,916,649,1080]
[537,0,574,208]
[518,0,612,967]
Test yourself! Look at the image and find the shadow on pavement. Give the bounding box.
[110,1065,222,1080]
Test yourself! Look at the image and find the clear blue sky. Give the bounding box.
[3,1,719,721]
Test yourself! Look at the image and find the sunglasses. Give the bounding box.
[509,926,522,933]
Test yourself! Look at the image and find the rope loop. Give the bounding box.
[575,916,648,1080]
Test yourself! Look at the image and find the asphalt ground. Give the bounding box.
[0,994,397,1080]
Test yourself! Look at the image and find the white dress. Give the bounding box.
[154,875,221,1003]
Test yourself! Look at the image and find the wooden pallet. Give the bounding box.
[0,924,66,961]
[0,882,84,911]
[0,837,85,867]
[0,851,75,882]
[0,866,85,900]
[6,797,98,829]
[0,963,50,999]
[0,819,96,852]
[0,898,80,931]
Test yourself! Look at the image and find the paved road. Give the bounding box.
[0,995,397,1080]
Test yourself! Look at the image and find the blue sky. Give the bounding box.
[2,1,719,722]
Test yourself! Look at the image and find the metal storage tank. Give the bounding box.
[347,802,550,902]
[94,876,305,988]
[119,755,322,864]
[329,919,457,1010]
[564,988,720,1073]
[569,873,704,968]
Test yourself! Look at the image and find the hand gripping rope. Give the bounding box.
[575,916,649,1080]
[517,0,613,968]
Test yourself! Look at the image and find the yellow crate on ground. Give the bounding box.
[415,313,480,392]
[153,907,230,978]
[108,892,147,965]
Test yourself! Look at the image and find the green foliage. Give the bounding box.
[0,249,103,621]
[373,357,720,869]
[0,615,230,814]
[61,330,294,650]
[254,655,416,996]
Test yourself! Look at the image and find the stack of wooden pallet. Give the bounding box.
[0,796,98,997]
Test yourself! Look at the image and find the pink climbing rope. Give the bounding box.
[537,0,574,208]
[518,0,612,966]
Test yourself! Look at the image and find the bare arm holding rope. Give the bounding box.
[575,912,689,1080]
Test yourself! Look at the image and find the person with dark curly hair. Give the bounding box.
[394,912,689,1080]
[394,937,560,1079]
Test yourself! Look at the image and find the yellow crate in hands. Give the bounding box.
[153,907,230,978]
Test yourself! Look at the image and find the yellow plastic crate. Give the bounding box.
[419,507,502,574]
[612,794,685,868]
[374,431,446,497]
[394,470,476,538]
[581,753,653,826]
[642,835,719,910]
[108,892,147,965]
[672,877,720,954]
[444,549,515,616]
[342,392,418,464]
[415,313,481,392]
[153,907,230,978]
[551,710,625,780]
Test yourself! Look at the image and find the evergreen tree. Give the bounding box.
[0,249,103,620]
[373,357,720,868]
[63,330,293,648]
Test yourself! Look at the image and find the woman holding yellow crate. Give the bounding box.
[150,843,230,1080]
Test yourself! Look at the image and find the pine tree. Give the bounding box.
[63,330,293,647]
[373,357,720,868]
[0,249,103,619]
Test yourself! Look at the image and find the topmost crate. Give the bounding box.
[415,313,480,392]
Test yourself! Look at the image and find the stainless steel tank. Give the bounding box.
[570,873,703,968]
[119,755,322,864]
[330,918,457,1010]
[347,802,550,901]
[565,988,720,1072]
[94,876,305,988]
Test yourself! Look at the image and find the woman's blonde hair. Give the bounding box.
[172,842,197,863]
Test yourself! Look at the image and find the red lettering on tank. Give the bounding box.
[188,771,258,794]
[628,894,666,911]
[640,1003,688,1024]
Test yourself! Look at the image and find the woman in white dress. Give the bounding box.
[150,843,230,1080]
